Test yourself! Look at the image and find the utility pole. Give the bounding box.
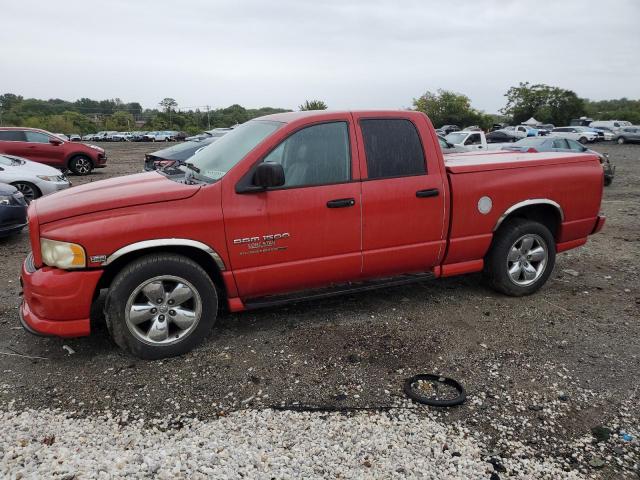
[206,105,211,129]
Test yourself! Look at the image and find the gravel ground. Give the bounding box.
[0,141,639,478]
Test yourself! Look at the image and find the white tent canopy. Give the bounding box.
[522,117,540,126]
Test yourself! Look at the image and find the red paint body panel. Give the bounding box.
[18,110,606,339]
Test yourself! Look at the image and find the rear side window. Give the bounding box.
[552,138,569,149]
[360,119,426,179]
[0,130,26,141]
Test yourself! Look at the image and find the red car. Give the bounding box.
[19,111,605,359]
[0,127,107,175]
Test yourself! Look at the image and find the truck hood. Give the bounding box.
[34,172,200,224]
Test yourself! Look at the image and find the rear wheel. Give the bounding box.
[617,136,626,145]
[11,181,41,203]
[105,253,218,359]
[69,155,93,175]
[485,219,556,296]
[578,137,588,144]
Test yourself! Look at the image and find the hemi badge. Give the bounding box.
[90,255,107,263]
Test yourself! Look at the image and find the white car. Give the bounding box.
[0,154,70,202]
[143,131,174,142]
[550,127,598,144]
[111,132,132,142]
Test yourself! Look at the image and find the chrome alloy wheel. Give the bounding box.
[14,183,37,202]
[125,275,202,345]
[74,157,92,174]
[506,234,548,286]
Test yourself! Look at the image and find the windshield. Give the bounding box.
[185,120,283,183]
[513,138,544,146]
[445,132,467,144]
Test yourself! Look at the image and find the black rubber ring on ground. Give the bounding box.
[404,374,466,407]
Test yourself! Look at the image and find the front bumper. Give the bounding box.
[39,180,71,196]
[19,256,102,337]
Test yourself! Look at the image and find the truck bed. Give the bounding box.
[444,151,598,174]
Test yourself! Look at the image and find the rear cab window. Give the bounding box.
[360,119,426,179]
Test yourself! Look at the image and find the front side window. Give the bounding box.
[566,140,585,151]
[361,119,426,179]
[187,120,282,183]
[25,131,52,143]
[0,130,26,141]
[467,133,482,145]
[261,122,350,188]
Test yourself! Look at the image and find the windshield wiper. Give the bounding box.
[184,162,200,173]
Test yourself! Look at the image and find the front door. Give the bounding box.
[222,118,362,298]
[353,114,447,278]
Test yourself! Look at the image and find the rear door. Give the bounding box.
[22,131,66,165]
[222,116,363,298]
[353,114,447,278]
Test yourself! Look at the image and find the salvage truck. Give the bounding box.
[20,111,606,359]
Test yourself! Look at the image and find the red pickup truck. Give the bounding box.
[20,111,606,359]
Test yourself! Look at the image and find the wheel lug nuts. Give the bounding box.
[158,315,165,322]
[168,299,174,305]
[150,308,157,314]
[157,298,163,304]
[169,310,176,316]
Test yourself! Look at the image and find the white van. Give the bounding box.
[589,120,632,132]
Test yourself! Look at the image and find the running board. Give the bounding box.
[243,272,435,310]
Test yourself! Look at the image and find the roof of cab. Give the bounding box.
[258,110,423,123]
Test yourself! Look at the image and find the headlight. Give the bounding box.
[37,175,57,182]
[0,195,12,205]
[40,238,86,269]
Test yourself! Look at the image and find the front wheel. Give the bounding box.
[485,219,556,296]
[11,181,41,203]
[105,253,218,359]
[617,137,626,145]
[578,137,588,144]
[68,155,93,175]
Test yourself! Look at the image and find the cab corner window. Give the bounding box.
[360,119,426,179]
[262,121,350,188]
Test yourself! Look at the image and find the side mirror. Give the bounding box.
[49,138,63,146]
[253,162,285,189]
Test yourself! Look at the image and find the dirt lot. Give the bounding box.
[1,141,638,477]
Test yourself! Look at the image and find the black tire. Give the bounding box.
[104,253,218,359]
[578,137,588,144]
[68,155,93,175]
[11,181,41,203]
[485,218,556,296]
[617,136,626,145]
[604,176,613,186]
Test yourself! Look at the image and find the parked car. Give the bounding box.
[615,126,640,144]
[550,127,598,144]
[462,125,482,131]
[0,127,107,175]
[485,130,518,143]
[590,127,615,141]
[500,125,529,139]
[570,117,594,127]
[130,131,148,142]
[589,120,631,132]
[439,124,460,135]
[0,183,27,237]
[110,132,132,142]
[144,135,229,172]
[143,131,175,142]
[81,133,94,141]
[501,137,615,186]
[69,134,82,142]
[91,132,109,141]
[0,154,71,201]
[19,110,605,359]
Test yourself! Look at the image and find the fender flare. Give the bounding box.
[102,238,226,270]
[493,199,564,232]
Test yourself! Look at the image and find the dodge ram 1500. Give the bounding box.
[20,110,606,358]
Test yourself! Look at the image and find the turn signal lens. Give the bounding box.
[40,238,86,269]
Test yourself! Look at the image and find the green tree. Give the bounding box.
[413,89,491,129]
[299,100,328,111]
[159,98,178,113]
[584,98,640,124]
[105,111,135,130]
[502,82,585,126]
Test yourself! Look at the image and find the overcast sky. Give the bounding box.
[1,0,638,113]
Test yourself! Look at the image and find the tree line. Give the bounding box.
[0,87,638,135]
